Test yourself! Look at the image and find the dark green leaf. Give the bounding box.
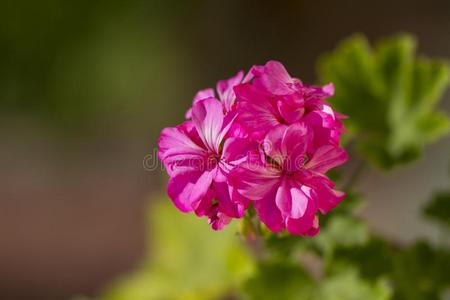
[333,236,396,280]
[423,191,450,228]
[392,241,450,300]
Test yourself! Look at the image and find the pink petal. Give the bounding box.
[185,88,215,118]
[265,61,292,83]
[242,69,255,83]
[229,162,281,201]
[214,181,247,218]
[216,71,244,112]
[167,169,214,213]
[303,109,345,152]
[275,179,309,219]
[158,121,206,176]
[306,145,348,174]
[303,83,335,106]
[194,88,215,102]
[253,60,295,95]
[234,83,281,139]
[194,188,215,217]
[216,110,238,149]
[225,122,248,139]
[263,124,311,172]
[305,215,320,237]
[206,204,232,231]
[191,97,225,153]
[262,125,287,165]
[321,83,335,96]
[253,187,284,232]
[221,137,258,170]
[276,97,304,124]
[305,175,345,214]
[285,198,318,235]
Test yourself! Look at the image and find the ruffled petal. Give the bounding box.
[206,204,232,231]
[277,97,304,124]
[235,83,281,140]
[158,121,206,176]
[305,174,345,214]
[191,97,225,153]
[217,71,244,112]
[254,187,284,232]
[221,137,258,171]
[306,145,348,174]
[167,169,214,213]
[275,178,309,219]
[304,215,320,237]
[253,60,295,95]
[285,195,318,235]
[229,161,281,201]
[263,124,311,172]
[214,181,248,218]
[185,88,215,118]
[194,88,215,101]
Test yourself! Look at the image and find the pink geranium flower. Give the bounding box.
[158,60,348,235]
[158,97,255,229]
[230,124,347,236]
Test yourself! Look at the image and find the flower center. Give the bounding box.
[266,154,309,175]
[206,152,221,170]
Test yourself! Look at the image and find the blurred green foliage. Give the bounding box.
[97,194,450,300]
[392,241,450,300]
[424,191,450,228]
[243,260,315,300]
[0,0,188,132]
[318,34,450,169]
[101,200,254,300]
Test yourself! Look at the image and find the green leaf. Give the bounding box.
[318,34,450,169]
[333,236,395,280]
[318,268,392,300]
[423,191,450,228]
[315,216,369,254]
[242,260,315,300]
[417,112,450,143]
[243,261,391,300]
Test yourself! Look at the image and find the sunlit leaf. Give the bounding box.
[315,216,369,257]
[242,260,315,300]
[319,268,392,300]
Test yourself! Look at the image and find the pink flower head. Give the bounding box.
[230,124,347,236]
[158,60,348,235]
[159,97,255,229]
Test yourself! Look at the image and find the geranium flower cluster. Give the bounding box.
[158,61,347,236]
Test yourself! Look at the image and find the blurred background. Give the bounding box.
[1,0,449,299]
